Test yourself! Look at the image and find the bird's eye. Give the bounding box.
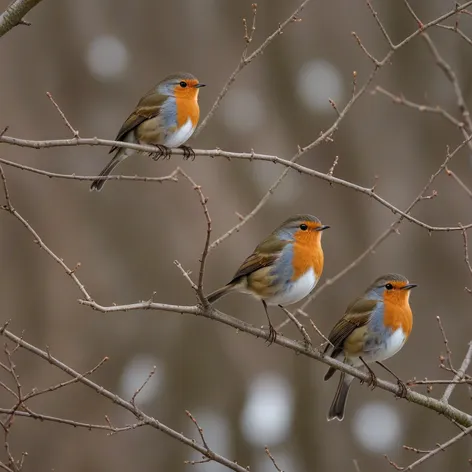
[300,224,308,231]
[385,283,393,290]
[179,81,187,88]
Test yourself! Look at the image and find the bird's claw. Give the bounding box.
[266,324,278,346]
[396,379,408,398]
[151,144,171,161]
[361,370,378,390]
[180,145,196,160]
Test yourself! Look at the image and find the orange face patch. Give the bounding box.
[291,222,324,281]
[382,282,413,336]
[173,80,201,128]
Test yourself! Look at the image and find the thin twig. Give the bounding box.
[173,260,198,291]
[196,0,311,135]
[446,167,472,199]
[46,92,79,137]
[131,366,156,407]
[0,408,144,433]
[441,341,472,403]
[394,425,472,470]
[0,176,92,302]
[265,447,284,472]
[0,328,249,472]
[437,316,454,372]
[185,410,210,451]
[177,169,212,304]
[0,157,180,184]
[278,306,312,347]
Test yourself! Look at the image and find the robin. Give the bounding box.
[90,72,205,191]
[323,273,416,421]
[206,215,329,344]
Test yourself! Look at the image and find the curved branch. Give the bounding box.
[1,134,471,232]
[78,299,472,429]
[0,327,249,472]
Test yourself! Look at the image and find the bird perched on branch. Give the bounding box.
[91,72,205,191]
[206,215,329,344]
[324,273,416,421]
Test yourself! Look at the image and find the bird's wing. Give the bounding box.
[111,91,167,153]
[324,298,377,356]
[229,237,288,283]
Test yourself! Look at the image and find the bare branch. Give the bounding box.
[0,178,92,302]
[46,92,79,137]
[177,169,212,304]
[393,425,472,470]
[441,341,472,403]
[196,0,311,135]
[0,328,249,472]
[0,408,144,433]
[0,0,45,38]
[2,134,471,233]
[278,306,312,347]
[265,447,284,472]
[77,302,472,428]
[131,366,156,407]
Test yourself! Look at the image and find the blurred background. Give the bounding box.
[1,0,472,470]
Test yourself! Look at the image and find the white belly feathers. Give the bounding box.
[164,118,195,148]
[267,267,317,306]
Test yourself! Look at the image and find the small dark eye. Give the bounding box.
[300,224,308,231]
[179,81,187,88]
[385,283,393,290]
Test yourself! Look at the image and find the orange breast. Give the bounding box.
[383,296,413,336]
[291,231,324,281]
[176,96,200,128]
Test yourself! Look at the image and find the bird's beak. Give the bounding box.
[316,225,330,232]
[402,283,417,290]
[195,83,206,88]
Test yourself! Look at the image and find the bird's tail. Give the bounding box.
[206,283,238,304]
[90,148,129,191]
[327,372,354,421]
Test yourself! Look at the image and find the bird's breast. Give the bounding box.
[291,239,324,282]
[176,96,200,129]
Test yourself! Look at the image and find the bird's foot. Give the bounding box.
[360,368,378,390]
[266,323,278,346]
[179,145,195,161]
[150,144,171,161]
[396,379,408,398]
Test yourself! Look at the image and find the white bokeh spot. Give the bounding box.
[297,59,343,112]
[241,372,294,446]
[352,402,403,452]
[87,35,129,81]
